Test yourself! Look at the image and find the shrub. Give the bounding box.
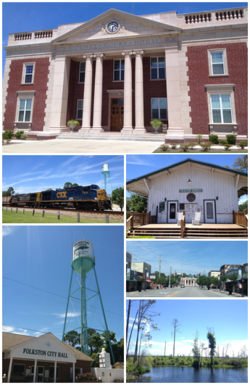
[180,143,190,152]
[160,144,169,152]
[170,143,178,149]
[150,119,163,131]
[189,142,196,150]
[238,141,248,149]
[20,134,27,140]
[226,134,236,145]
[220,140,228,146]
[196,134,203,144]
[76,372,99,381]
[67,119,80,126]
[209,134,219,144]
[200,142,212,151]
[3,130,14,140]
[224,144,232,151]
[15,130,24,139]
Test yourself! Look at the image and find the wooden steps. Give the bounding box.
[127,227,181,238]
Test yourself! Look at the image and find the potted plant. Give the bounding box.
[150,119,163,134]
[67,119,80,132]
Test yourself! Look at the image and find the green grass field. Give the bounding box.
[2,209,122,224]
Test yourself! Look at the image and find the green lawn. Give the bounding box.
[2,210,121,224]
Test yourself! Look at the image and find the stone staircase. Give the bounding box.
[57,132,166,142]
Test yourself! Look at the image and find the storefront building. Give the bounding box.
[3,7,247,141]
[180,276,197,286]
[126,158,247,224]
[2,332,92,383]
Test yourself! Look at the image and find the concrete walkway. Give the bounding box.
[2,139,163,154]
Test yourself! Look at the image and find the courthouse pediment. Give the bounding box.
[52,8,181,44]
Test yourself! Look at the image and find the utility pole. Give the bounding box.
[164,341,167,356]
[159,255,161,276]
[169,267,172,288]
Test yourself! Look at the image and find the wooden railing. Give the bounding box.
[126,211,151,232]
[181,210,186,238]
[233,209,248,228]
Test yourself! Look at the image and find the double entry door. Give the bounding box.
[110,98,124,131]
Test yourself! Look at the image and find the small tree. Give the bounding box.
[207,331,216,367]
[127,194,147,213]
[112,188,124,211]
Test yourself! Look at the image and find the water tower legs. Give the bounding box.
[62,267,74,342]
[81,266,89,355]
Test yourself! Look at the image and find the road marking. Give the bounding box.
[165,291,180,297]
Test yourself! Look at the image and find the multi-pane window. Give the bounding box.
[211,52,225,75]
[79,62,85,83]
[211,94,232,123]
[24,65,34,83]
[76,99,83,119]
[113,60,124,81]
[18,99,32,122]
[150,57,165,79]
[151,98,167,119]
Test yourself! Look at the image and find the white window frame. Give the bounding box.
[79,62,85,83]
[208,49,228,77]
[15,91,36,124]
[21,62,35,84]
[205,84,237,127]
[76,99,83,120]
[150,57,166,80]
[151,97,168,120]
[113,59,124,82]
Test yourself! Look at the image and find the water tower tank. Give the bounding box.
[102,163,110,175]
[71,240,95,274]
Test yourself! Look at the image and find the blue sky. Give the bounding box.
[2,2,247,76]
[126,154,248,203]
[3,225,124,343]
[2,155,124,196]
[127,241,248,277]
[127,300,248,357]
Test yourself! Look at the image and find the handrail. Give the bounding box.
[181,214,186,238]
[233,209,248,228]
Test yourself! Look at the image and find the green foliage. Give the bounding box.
[15,130,24,139]
[170,143,178,149]
[127,195,147,213]
[112,187,124,211]
[67,119,80,126]
[150,120,163,130]
[189,142,196,150]
[63,330,80,347]
[159,144,169,152]
[196,134,203,144]
[239,200,248,213]
[2,187,15,197]
[238,141,248,149]
[209,135,219,144]
[3,130,14,140]
[200,142,212,151]
[224,144,232,151]
[20,133,27,140]
[231,155,248,173]
[76,373,99,381]
[226,134,236,145]
[207,332,216,367]
[220,140,228,145]
[180,143,190,152]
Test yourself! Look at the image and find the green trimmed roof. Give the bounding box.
[127,158,248,186]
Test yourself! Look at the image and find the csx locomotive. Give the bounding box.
[2,185,112,211]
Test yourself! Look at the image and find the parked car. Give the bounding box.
[181,284,185,288]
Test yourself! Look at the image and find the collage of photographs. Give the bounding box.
[1,2,248,384]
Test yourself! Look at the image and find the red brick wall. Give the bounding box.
[4,58,50,132]
[67,56,167,131]
[187,43,248,135]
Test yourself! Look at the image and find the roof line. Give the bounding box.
[127,158,247,185]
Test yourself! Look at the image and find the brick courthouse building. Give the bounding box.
[2,7,248,141]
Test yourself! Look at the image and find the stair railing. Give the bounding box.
[181,210,186,238]
[233,209,248,228]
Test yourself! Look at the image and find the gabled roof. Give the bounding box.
[52,8,182,44]
[127,158,248,186]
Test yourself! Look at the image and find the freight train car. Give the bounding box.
[2,185,112,211]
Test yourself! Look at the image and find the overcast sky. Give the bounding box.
[127,299,248,357]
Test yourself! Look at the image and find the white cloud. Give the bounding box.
[2,226,14,237]
[55,312,80,318]
[2,325,14,332]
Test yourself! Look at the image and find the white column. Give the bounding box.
[33,360,37,383]
[134,50,146,134]
[54,361,57,383]
[80,54,94,132]
[7,357,13,383]
[121,51,134,134]
[92,53,104,132]
[50,56,71,131]
[165,47,184,138]
[73,362,75,383]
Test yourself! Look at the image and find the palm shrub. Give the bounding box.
[196,134,203,144]
[170,143,178,149]
[226,134,236,145]
[160,144,169,152]
[180,143,190,152]
[200,142,212,151]
[209,134,219,144]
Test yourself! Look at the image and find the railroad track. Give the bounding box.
[4,206,124,216]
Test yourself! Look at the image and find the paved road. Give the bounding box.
[127,286,242,298]
[3,139,162,154]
